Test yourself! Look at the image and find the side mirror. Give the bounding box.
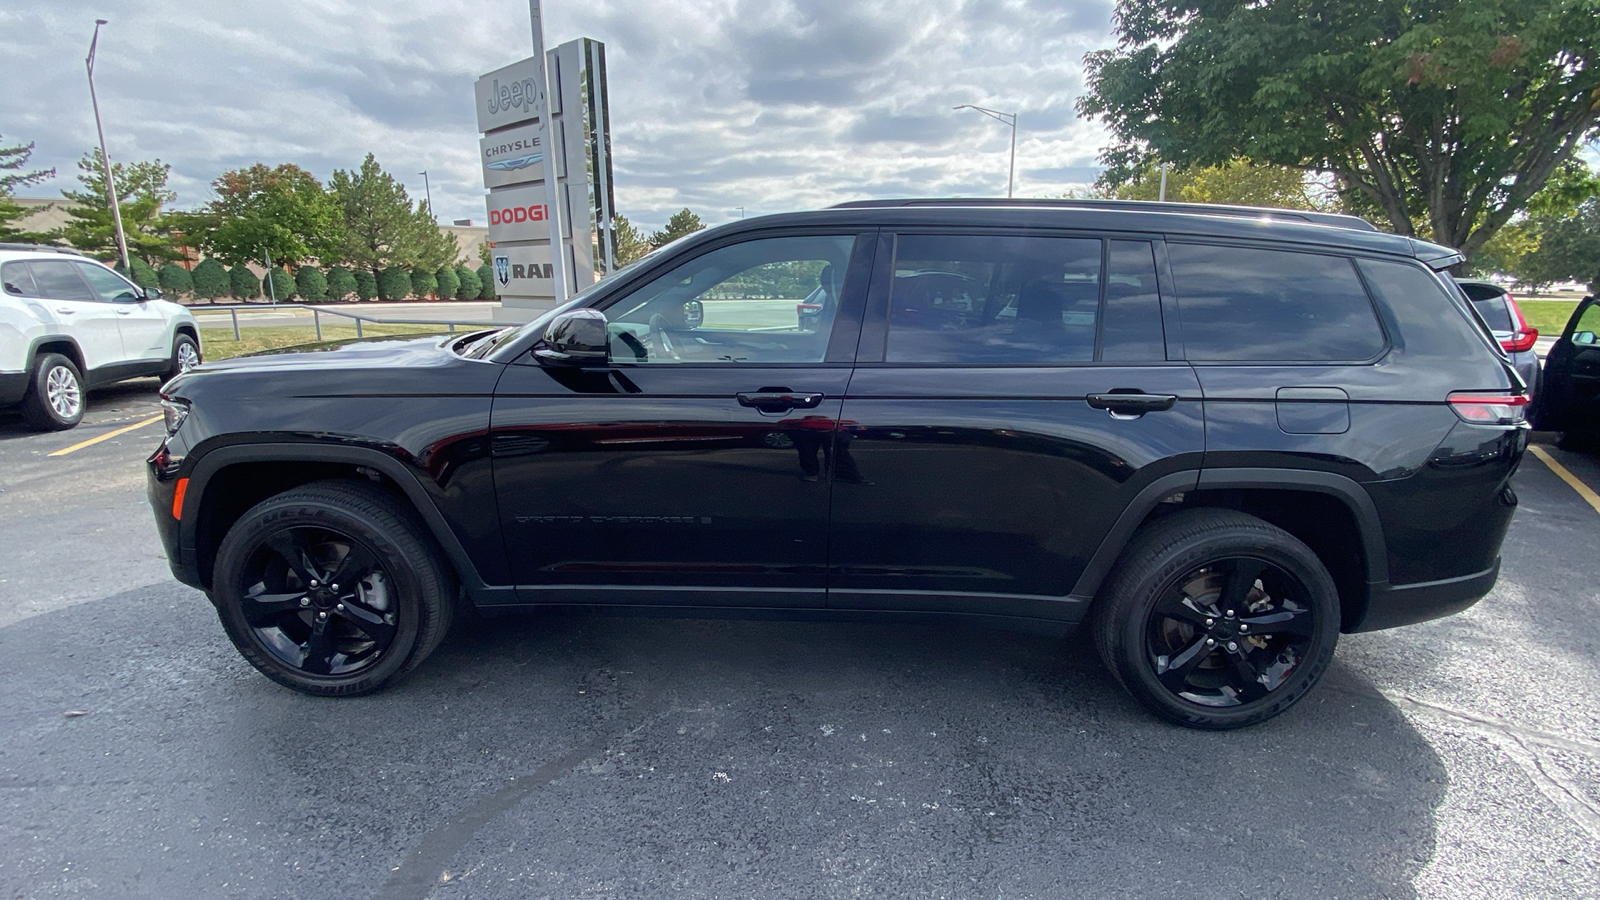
[534,308,610,365]
[1574,331,1597,346]
[142,286,162,301]
[683,299,703,328]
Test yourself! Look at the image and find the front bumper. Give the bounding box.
[146,445,204,590]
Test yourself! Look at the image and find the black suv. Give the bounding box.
[147,201,1527,729]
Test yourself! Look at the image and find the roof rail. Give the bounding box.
[0,242,85,256]
[828,198,1379,232]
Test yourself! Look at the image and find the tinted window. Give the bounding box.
[2,261,39,297]
[886,234,1102,363]
[602,234,855,364]
[1469,297,1513,332]
[1100,240,1166,361]
[75,261,141,301]
[1168,244,1385,361]
[1357,259,1492,361]
[25,260,96,301]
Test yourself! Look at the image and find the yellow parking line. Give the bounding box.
[1528,444,1600,516]
[48,415,164,457]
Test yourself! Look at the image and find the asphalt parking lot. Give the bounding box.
[1,382,1597,899]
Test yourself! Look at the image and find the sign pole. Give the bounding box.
[527,0,568,305]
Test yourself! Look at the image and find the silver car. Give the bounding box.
[1456,279,1540,399]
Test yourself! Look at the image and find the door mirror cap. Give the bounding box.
[534,308,610,365]
[1574,331,1597,346]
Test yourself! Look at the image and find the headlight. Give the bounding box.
[160,397,190,436]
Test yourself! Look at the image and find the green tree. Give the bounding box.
[611,212,650,267]
[265,267,295,302]
[455,264,481,300]
[409,266,437,299]
[476,263,497,300]
[157,262,193,298]
[435,265,460,302]
[647,208,705,248]
[191,258,229,302]
[353,268,377,301]
[325,265,357,301]
[176,163,341,268]
[376,265,411,301]
[1079,0,1600,258]
[57,149,178,264]
[329,153,453,280]
[1517,199,1600,292]
[295,266,329,302]
[1107,160,1330,209]
[0,135,55,242]
[228,265,261,301]
[120,257,159,290]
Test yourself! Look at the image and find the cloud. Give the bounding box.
[0,0,1115,233]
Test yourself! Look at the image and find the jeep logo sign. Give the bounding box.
[474,57,560,132]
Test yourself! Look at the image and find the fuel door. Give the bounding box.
[1276,386,1350,435]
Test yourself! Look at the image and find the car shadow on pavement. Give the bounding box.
[1,587,1445,900]
[0,379,163,441]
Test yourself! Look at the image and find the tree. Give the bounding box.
[455,264,481,301]
[191,258,229,302]
[435,265,460,302]
[476,263,497,300]
[177,163,341,268]
[0,135,55,242]
[157,262,193,298]
[410,266,437,300]
[265,267,295,302]
[1517,199,1600,291]
[1107,159,1331,209]
[611,212,650,266]
[326,266,357,302]
[120,257,159,290]
[57,149,178,264]
[295,266,329,302]
[1079,0,1600,259]
[353,268,378,301]
[376,265,411,301]
[229,265,261,301]
[647,208,705,248]
[329,153,454,280]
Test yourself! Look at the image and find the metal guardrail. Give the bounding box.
[189,302,497,342]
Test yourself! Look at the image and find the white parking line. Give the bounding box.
[1528,445,1600,515]
[48,415,163,457]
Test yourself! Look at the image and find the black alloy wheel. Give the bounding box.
[213,481,454,696]
[1094,509,1339,729]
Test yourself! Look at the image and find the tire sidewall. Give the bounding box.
[169,333,200,377]
[214,497,425,695]
[1108,522,1340,729]
[23,354,84,430]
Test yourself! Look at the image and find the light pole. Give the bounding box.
[86,19,130,272]
[954,104,1017,198]
[419,170,435,221]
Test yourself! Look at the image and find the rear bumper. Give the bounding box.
[1353,559,1499,632]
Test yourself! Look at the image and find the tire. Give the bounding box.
[19,353,85,431]
[166,333,201,379]
[1092,509,1340,730]
[212,480,455,696]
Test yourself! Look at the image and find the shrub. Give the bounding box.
[353,269,377,301]
[266,267,295,302]
[229,265,261,300]
[157,263,193,298]
[435,265,460,302]
[129,257,160,289]
[476,263,497,300]
[295,266,329,302]
[377,265,411,301]
[455,264,480,301]
[410,266,437,300]
[191,258,229,302]
[325,266,356,301]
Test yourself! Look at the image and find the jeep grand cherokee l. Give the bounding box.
[147,201,1526,729]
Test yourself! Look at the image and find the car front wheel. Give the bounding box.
[212,480,454,696]
[167,333,201,379]
[1093,509,1340,730]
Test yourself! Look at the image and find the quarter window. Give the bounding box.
[24,260,96,302]
[1168,244,1385,362]
[2,262,39,297]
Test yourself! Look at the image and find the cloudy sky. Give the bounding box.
[0,0,1115,233]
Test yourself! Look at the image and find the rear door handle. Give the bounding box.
[1086,391,1178,417]
[737,389,824,413]
[56,307,76,315]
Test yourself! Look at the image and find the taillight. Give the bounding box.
[1447,392,1528,425]
[1499,294,1538,353]
[797,303,822,317]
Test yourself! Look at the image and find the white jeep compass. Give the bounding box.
[1,244,200,430]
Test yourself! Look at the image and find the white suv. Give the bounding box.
[1,244,200,430]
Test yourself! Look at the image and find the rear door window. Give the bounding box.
[1167,244,1386,362]
[25,260,97,302]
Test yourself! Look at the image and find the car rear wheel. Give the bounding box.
[1093,509,1340,730]
[19,353,85,431]
[212,480,454,696]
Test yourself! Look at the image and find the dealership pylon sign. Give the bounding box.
[475,14,616,321]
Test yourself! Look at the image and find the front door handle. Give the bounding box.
[737,389,824,413]
[1086,391,1178,417]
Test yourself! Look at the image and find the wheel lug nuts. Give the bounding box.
[335,603,344,611]
[331,584,339,592]
[310,579,319,587]
[1206,638,1216,647]
[1205,618,1215,627]
[1226,609,1235,617]
[1239,624,1249,632]
[1226,641,1238,652]
[299,598,310,607]
[317,611,328,621]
